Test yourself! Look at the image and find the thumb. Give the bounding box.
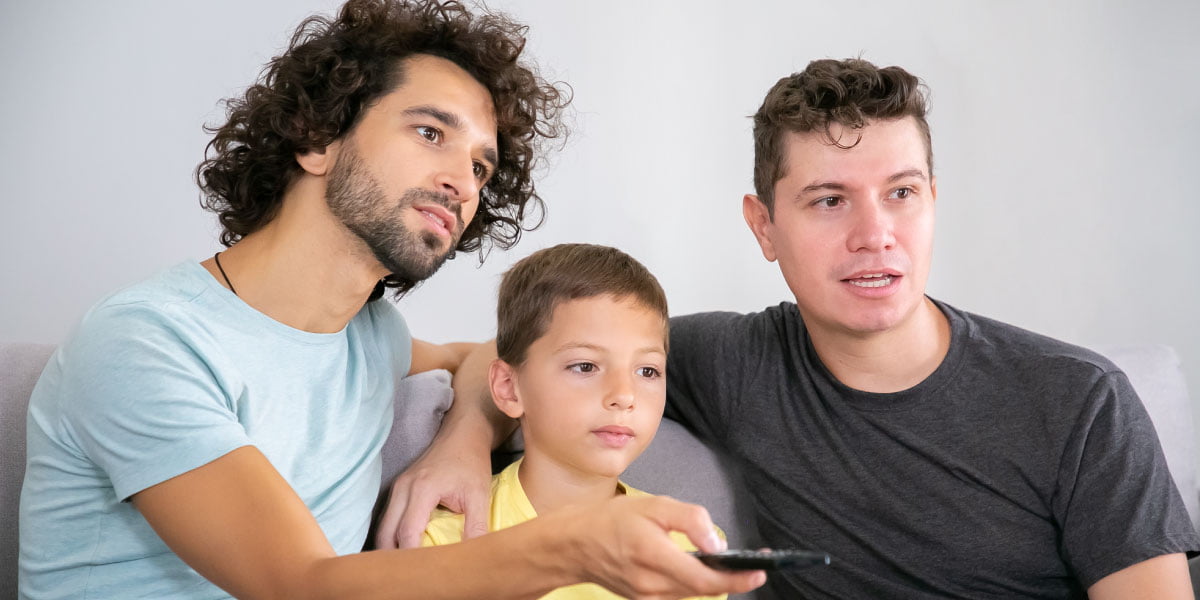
[651,497,727,554]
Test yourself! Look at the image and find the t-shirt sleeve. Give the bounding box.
[59,304,252,501]
[665,311,756,442]
[1054,370,1200,587]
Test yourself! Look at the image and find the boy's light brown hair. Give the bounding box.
[496,243,668,365]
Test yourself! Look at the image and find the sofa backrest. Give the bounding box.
[3,341,1196,597]
[1,343,55,599]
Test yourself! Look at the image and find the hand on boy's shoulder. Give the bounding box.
[420,508,467,547]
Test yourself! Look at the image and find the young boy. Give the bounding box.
[421,243,725,600]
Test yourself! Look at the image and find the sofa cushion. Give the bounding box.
[1095,344,1198,529]
[1,342,55,599]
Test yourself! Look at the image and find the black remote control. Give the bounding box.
[691,549,831,571]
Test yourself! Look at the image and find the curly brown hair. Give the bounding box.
[752,58,931,217]
[197,0,568,293]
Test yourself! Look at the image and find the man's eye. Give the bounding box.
[568,362,596,374]
[416,126,442,143]
[815,196,842,208]
[472,161,489,180]
[891,187,912,200]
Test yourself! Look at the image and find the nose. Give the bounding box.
[605,372,636,411]
[846,200,896,253]
[433,155,480,208]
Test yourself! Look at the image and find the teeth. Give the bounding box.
[420,209,444,229]
[849,276,892,288]
[861,273,885,278]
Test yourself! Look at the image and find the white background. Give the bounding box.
[2,1,1198,440]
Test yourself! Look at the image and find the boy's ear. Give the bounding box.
[489,359,524,419]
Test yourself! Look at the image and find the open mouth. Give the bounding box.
[845,273,894,288]
[417,207,452,236]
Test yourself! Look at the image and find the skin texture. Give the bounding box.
[491,294,668,515]
[742,117,949,393]
[133,54,765,599]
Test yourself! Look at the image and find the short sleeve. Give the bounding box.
[1055,370,1200,586]
[59,305,251,500]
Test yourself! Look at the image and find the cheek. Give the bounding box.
[461,199,480,227]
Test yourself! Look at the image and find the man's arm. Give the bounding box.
[133,445,765,599]
[1087,553,1192,599]
[408,338,478,375]
[376,340,511,549]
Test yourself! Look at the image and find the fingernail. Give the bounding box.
[708,531,726,552]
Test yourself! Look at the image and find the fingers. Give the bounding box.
[396,483,441,549]
[459,484,490,541]
[373,483,404,550]
[645,496,726,553]
[573,496,766,599]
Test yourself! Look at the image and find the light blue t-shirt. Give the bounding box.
[19,261,412,599]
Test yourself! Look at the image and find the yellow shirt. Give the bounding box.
[422,459,726,600]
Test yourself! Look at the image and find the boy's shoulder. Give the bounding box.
[421,508,468,546]
[422,461,532,546]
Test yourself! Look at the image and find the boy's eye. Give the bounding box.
[568,362,597,374]
[637,366,662,379]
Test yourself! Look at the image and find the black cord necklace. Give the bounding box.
[213,252,238,297]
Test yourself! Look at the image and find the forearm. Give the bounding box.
[445,340,516,451]
[307,518,576,600]
[1087,553,1191,599]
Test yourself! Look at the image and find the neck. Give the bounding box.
[201,174,388,334]
[517,453,623,516]
[806,297,951,393]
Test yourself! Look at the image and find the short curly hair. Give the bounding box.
[752,58,931,217]
[197,0,568,292]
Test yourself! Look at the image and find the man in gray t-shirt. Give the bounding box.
[663,57,1198,598]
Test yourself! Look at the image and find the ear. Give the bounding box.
[295,139,341,177]
[742,193,778,262]
[489,359,524,419]
[930,175,938,204]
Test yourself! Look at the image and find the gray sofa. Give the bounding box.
[3,341,1197,597]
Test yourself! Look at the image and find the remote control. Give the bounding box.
[691,548,831,571]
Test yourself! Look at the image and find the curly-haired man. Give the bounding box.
[17,2,764,598]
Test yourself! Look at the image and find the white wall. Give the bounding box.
[2,1,1198,432]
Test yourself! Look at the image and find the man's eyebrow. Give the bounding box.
[402,105,461,129]
[798,168,928,195]
[402,105,498,169]
[887,168,928,183]
[800,181,846,194]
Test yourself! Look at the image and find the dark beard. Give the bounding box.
[325,147,463,285]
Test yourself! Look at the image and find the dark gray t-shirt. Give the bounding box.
[665,300,1198,599]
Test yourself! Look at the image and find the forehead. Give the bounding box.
[540,295,667,344]
[779,117,929,185]
[370,54,498,133]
